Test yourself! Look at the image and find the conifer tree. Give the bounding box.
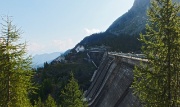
[132,0,180,106]
[0,17,33,107]
[34,97,44,107]
[60,72,86,107]
[44,94,57,107]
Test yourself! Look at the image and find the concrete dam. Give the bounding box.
[85,52,147,107]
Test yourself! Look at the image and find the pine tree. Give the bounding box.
[44,94,57,107]
[34,97,44,107]
[60,72,86,107]
[0,17,33,107]
[132,0,180,106]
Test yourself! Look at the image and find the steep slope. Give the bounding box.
[79,32,141,52]
[107,0,150,35]
[77,0,180,53]
[76,0,151,53]
[107,0,180,35]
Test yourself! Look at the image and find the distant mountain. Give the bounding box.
[51,49,71,63]
[32,52,61,68]
[61,49,71,56]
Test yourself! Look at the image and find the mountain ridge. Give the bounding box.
[106,0,150,35]
[107,0,180,35]
[32,52,61,67]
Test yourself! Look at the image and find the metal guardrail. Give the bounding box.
[108,52,148,62]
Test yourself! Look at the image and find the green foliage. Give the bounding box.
[132,0,180,106]
[34,97,44,107]
[0,17,33,106]
[33,95,57,107]
[79,32,141,53]
[44,95,57,107]
[32,59,95,104]
[60,72,86,107]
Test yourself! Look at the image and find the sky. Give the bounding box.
[0,0,134,55]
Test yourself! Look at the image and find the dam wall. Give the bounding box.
[85,53,147,107]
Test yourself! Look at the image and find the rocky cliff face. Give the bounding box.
[107,0,150,35]
[107,0,180,36]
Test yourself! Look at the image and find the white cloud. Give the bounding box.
[27,39,75,55]
[27,39,76,55]
[27,42,46,55]
[84,28,100,35]
[51,39,74,52]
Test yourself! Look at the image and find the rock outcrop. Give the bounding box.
[107,0,150,35]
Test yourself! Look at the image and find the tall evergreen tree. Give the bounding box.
[132,0,180,106]
[60,72,86,107]
[0,17,33,107]
[34,97,44,107]
[44,94,57,107]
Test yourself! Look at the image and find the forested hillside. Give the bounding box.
[31,51,98,106]
[78,32,141,53]
[1,0,180,106]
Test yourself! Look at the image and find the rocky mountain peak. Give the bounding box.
[106,0,150,35]
[107,0,180,36]
[132,0,150,9]
[133,0,150,6]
